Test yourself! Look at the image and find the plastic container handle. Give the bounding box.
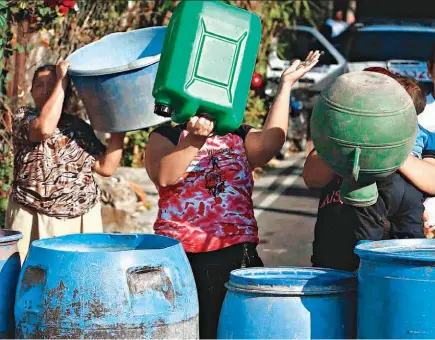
[352,147,361,182]
[17,265,48,309]
[127,266,175,304]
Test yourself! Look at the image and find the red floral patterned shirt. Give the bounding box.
[152,124,259,253]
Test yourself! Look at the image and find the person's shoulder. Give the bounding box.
[151,123,187,145]
[233,124,254,142]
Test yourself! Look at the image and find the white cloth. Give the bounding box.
[418,94,435,131]
[6,198,103,263]
[418,93,435,225]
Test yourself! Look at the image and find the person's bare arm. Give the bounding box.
[399,155,435,195]
[93,132,126,177]
[29,61,71,142]
[145,117,214,187]
[245,51,320,168]
[303,149,335,189]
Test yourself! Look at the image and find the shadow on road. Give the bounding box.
[253,206,318,217]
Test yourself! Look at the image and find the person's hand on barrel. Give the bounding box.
[186,116,214,147]
[423,209,435,238]
[280,50,321,87]
[56,60,71,90]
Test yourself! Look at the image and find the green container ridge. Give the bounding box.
[152,0,261,135]
[311,71,417,207]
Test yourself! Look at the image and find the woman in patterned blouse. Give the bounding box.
[5,61,125,262]
[146,51,320,339]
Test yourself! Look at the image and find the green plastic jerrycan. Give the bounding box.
[311,71,417,207]
[152,0,261,135]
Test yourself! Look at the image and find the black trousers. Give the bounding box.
[187,242,263,339]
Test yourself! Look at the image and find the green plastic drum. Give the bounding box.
[311,71,417,206]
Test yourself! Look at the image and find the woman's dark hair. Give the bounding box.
[363,67,427,115]
[32,64,73,111]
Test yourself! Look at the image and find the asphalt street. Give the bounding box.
[253,153,321,266]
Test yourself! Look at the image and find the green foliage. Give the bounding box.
[121,129,152,168]
[0,142,13,198]
[0,130,13,226]
[244,93,266,129]
[2,1,60,31]
[0,0,66,219]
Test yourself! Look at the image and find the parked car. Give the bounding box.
[265,25,347,109]
[335,24,435,93]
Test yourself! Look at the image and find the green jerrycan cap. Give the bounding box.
[154,103,174,118]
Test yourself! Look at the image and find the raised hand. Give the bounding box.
[56,60,71,81]
[281,50,321,86]
[187,116,215,138]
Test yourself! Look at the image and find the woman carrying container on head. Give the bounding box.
[145,51,320,339]
[5,61,126,262]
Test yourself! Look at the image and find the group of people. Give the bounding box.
[5,51,319,338]
[5,41,435,338]
[305,49,435,272]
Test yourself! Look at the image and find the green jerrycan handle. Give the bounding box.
[340,147,379,207]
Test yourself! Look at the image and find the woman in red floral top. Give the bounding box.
[6,61,125,261]
[146,51,320,338]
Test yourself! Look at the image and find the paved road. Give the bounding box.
[253,153,321,267]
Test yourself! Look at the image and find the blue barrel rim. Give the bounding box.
[355,239,435,263]
[29,233,181,254]
[0,229,23,243]
[66,26,166,77]
[226,266,357,296]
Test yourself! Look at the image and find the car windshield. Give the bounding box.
[345,30,435,62]
[276,29,338,65]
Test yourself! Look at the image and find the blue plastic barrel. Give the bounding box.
[14,233,198,339]
[66,27,170,132]
[355,239,435,339]
[217,267,357,339]
[0,230,22,339]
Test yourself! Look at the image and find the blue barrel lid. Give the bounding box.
[30,233,180,253]
[355,239,435,263]
[0,230,23,243]
[226,267,357,296]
